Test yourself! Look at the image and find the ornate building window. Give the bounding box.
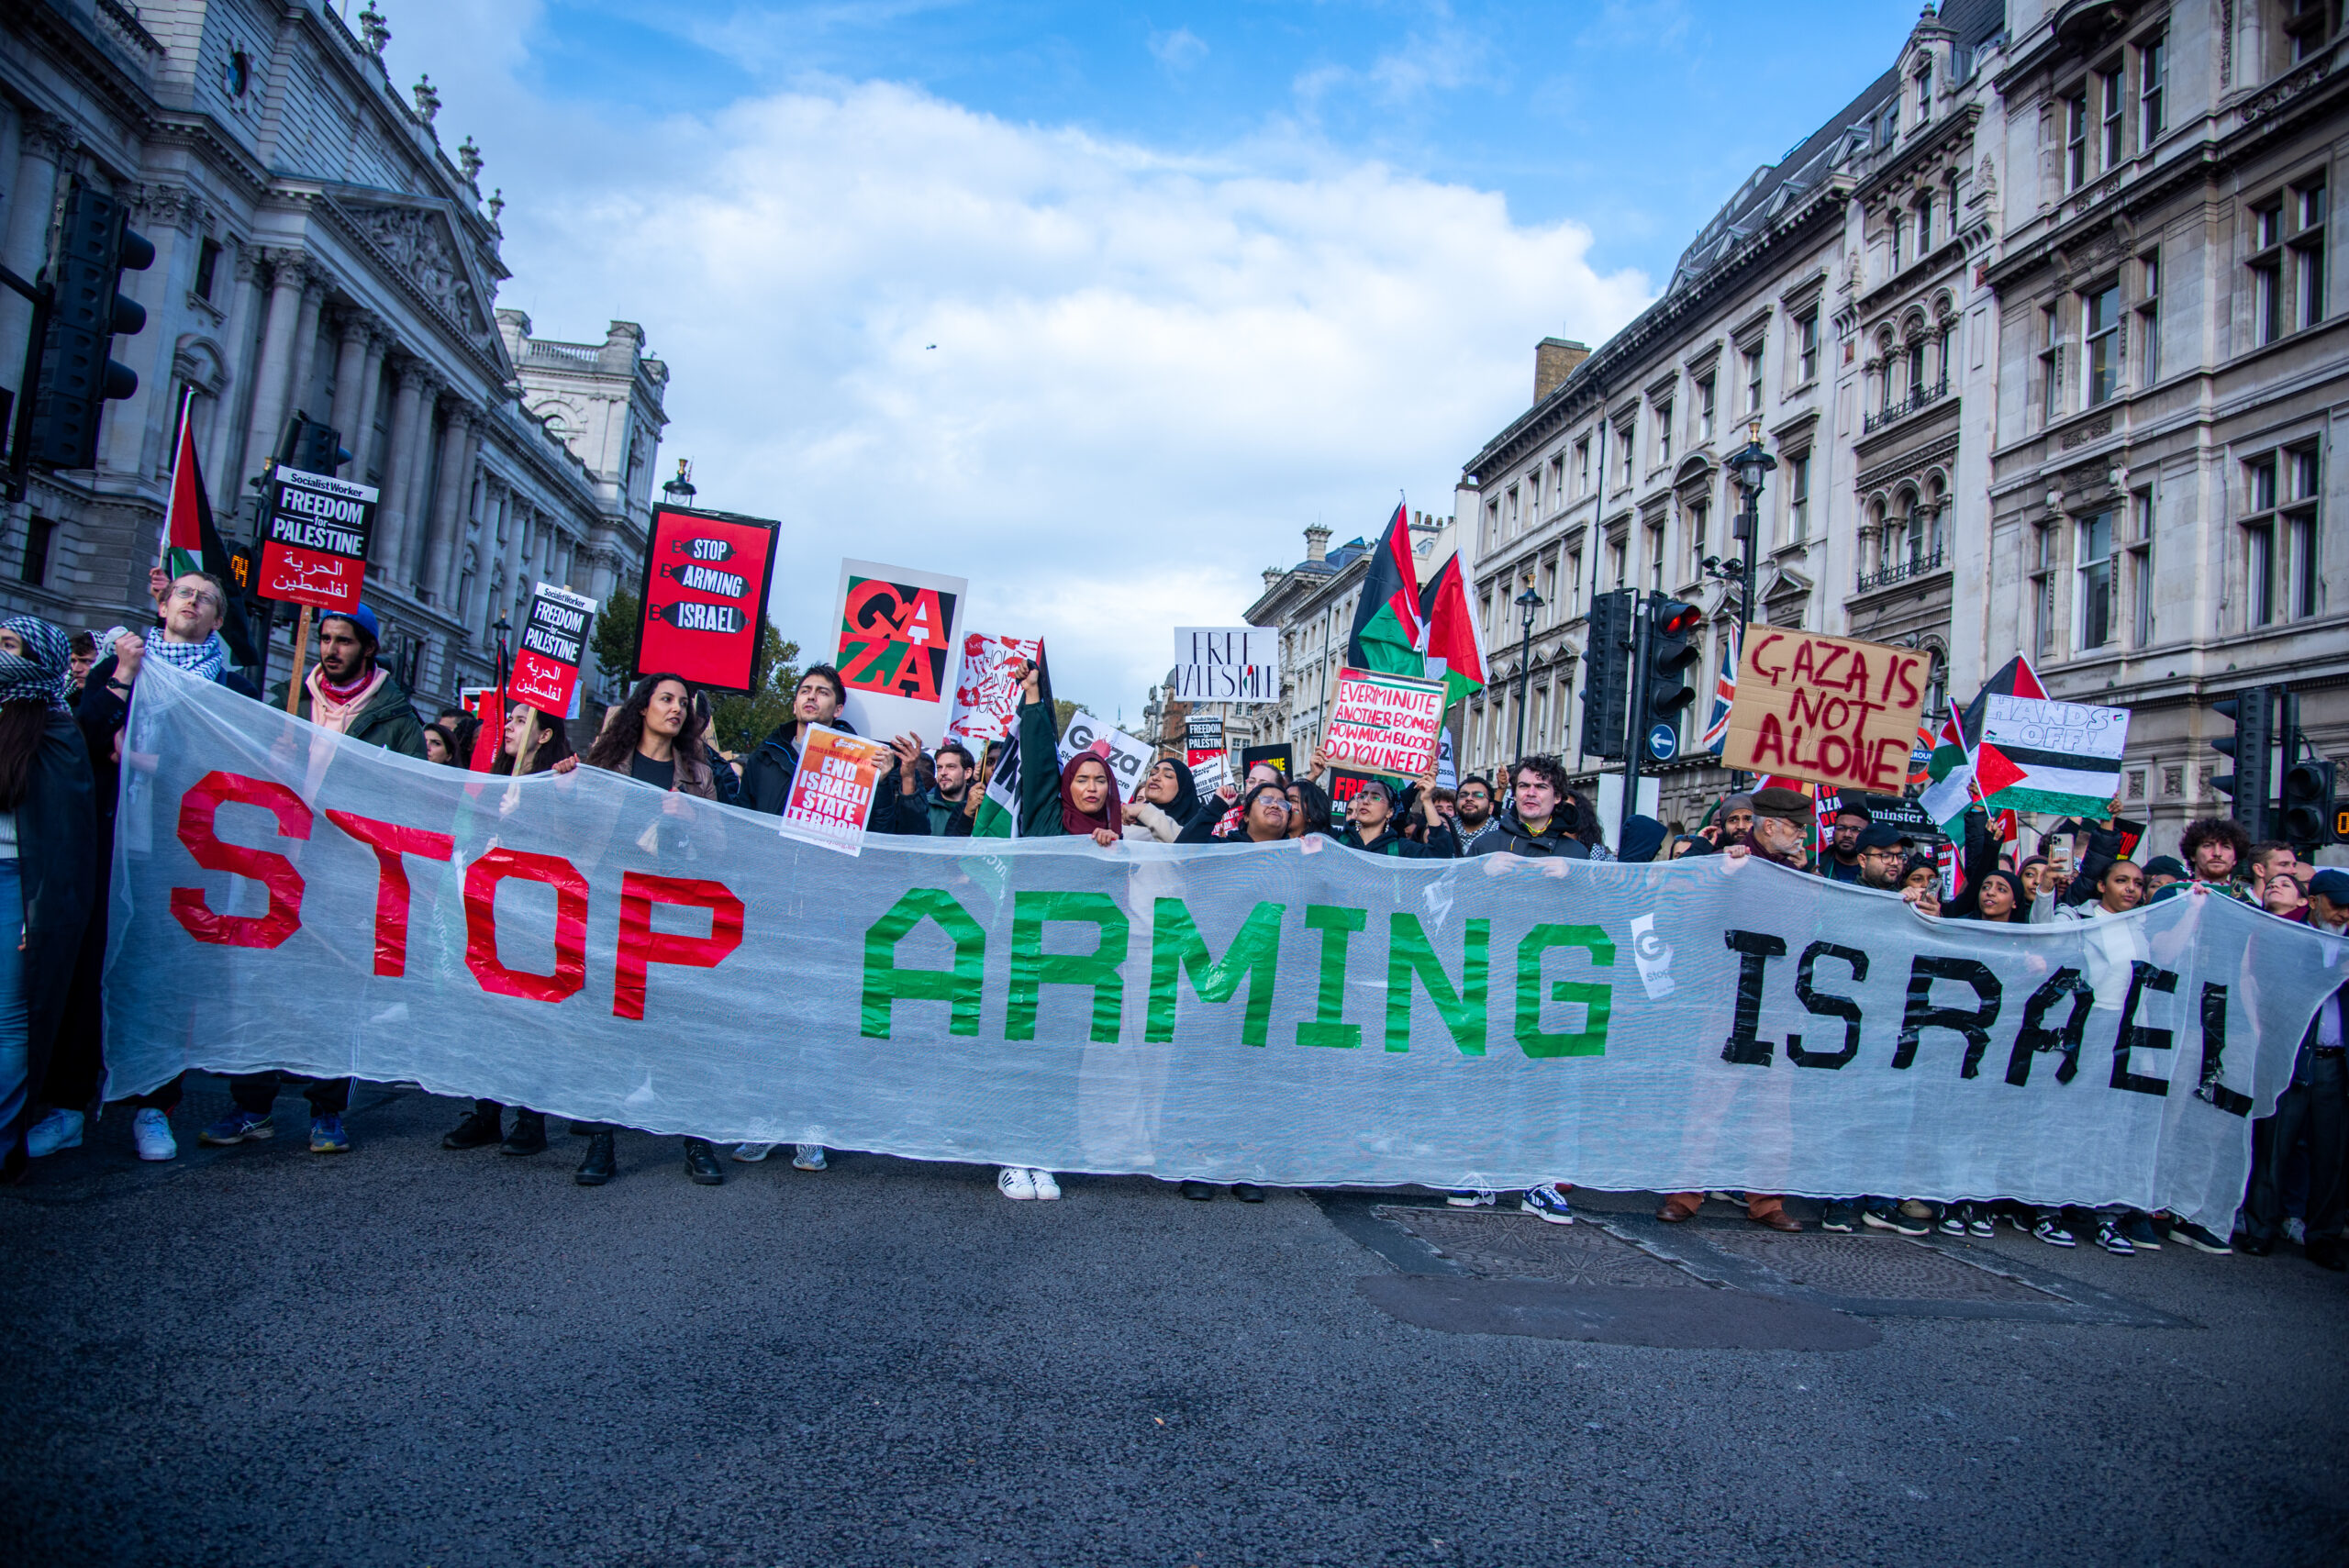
[2064,88,2088,190]
[2139,30,2166,143]
[2083,279,2121,405]
[2077,509,2116,650]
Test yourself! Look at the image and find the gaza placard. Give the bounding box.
[1722,628,1929,795]
[833,559,969,742]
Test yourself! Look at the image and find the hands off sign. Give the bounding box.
[1322,667,1445,779]
[1722,629,1928,795]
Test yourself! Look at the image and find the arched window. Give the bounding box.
[1925,474,1947,562]
[1892,486,1919,567]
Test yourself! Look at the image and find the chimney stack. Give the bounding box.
[1534,337,1590,404]
[1305,524,1330,562]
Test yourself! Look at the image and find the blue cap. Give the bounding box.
[321,602,380,645]
[2309,868,2349,904]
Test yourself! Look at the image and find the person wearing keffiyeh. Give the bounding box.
[0,614,95,1177]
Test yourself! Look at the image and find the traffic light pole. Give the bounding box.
[1620,594,1650,842]
[0,260,50,504]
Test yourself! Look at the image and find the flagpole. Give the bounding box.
[156,384,197,574]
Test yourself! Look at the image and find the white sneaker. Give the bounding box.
[731,1142,776,1162]
[130,1107,176,1162]
[792,1144,828,1171]
[1028,1168,1061,1200]
[997,1165,1036,1200]
[26,1108,83,1158]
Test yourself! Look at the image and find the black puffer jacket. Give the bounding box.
[1469,809,1591,859]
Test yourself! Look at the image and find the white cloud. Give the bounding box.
[385,8,1650,724]
[1148,27,1209,71]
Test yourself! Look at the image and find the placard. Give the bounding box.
[1321,667,1446,779]
[1720,628,1929,795]
[637,506,782,694]
[1058,709,1155,801]
[775,725,893,857]
[1186,751,1227,795]
[1170,628,1280,703]
[947,631,1041,747]
[256,463,378,611]
[1241,744,1293,779]
[834,559,969,742]
[507,583,597,719]
[1186,715,1224,751]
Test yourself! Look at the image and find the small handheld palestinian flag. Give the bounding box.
[1917,705,1976,832]
[157,389,259,665]
[1970,654,2130,817]
[1344,502,1427,677]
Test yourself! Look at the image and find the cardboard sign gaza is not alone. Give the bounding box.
[1720,627,1930,796]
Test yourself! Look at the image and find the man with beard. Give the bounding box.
[1820,800,1870,882]
[893,737,975,838]
[1451,774,1501,854]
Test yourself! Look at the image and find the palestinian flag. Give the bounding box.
[1971,657,2129,817]
[158,390,260,666]
[1344,502,1426,676]
[973,645,1054,838]
[1416,551,1486,707]
[1916,705,1976,831]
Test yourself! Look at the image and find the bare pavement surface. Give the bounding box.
[3,1077,2345,1568]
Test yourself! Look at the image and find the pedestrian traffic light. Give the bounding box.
[2210,686,2274,840]
[2280,757,2336,848]
[280,413,352,477]
[1639,595,1704,730]
[26,183,152,471]
[1578,588,1634,760]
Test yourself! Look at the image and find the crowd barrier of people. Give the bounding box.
[4,579,2342,1274]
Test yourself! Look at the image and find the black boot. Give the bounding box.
[683,1138,725,1185]
[443,1102,504,1151]
[1179,1180,1216,1201]
[575,1130,617,1185]
[501,1110,548,1156]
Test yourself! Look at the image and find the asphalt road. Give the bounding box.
[3,1078,2344,1567]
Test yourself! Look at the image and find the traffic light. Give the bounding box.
[1638,595,1704,733]
[280,412,352,476]
[27,183,152,471]
[2280,757,2336,848]
[1578,588,1634,760]
[2210,686,2275,841]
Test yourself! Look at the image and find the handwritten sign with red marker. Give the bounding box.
[1722,628,1928,795]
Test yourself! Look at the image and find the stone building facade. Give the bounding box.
[1456,1,2010,828]
[0,0,666,705]
[1980,0,2347,857]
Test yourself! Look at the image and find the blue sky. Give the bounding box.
[395,0,1924,720]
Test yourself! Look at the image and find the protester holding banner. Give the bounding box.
[0,618,95,1175]
[1176,781,1290,845]
[488,707,574,777]
[422,725,461,765]
[1450,775,1501,855]
[1286,778,1335,840]
[574,673,729,1187]
[44,573,257,1161]
[1121,756,1201,843]
[1467,758,1587,860]
[1333,778,1431,858]
[267,606,427,759]
[2243,870,2349,1270]
[740,666,852,816]
[895,739,975,837]
[2181,817,2257,904]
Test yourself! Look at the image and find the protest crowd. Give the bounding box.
[4,550,2345,1279]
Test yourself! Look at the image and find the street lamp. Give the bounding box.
[1724,417,1776,632]
[1511,577,1545,764]
[662,458,696,513]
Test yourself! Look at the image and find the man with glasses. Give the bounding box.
[1452,774,1502,854]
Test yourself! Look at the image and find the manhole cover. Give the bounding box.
[1372,1206,1706,1289]
[1700,1232,2064,1305]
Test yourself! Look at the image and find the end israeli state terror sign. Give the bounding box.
[508,583,598,718]
[1322,667,1446,779]
[1722,628,1929,795]
[636,506,783,695]
[1170,628,1279,703]
[256,464,378,612]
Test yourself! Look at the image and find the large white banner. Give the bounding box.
[106,665,2344,1224]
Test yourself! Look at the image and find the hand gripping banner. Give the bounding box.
[106,665,2344,1224]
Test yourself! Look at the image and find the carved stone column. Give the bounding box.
[371,361,429,574]
[2,113,72,374]
[423,406,481,607]
[284,272,329,428]
[328,313,373,444]
[499,491,528,631]
[206,246,263,505]
[394,382,446,589]
[346,323,389,479]
[239,252,311,490]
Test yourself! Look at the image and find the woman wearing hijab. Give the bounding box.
[1122,755,1201,842]
[997,661,1121,1200]
[1616,815,1666,865]
[0,617,94,1176]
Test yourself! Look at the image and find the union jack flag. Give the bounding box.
[1701,622,1740,754]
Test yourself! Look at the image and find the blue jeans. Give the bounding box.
[0,860,27,1137]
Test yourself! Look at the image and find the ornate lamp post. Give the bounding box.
[1511,577,1545,764]
[1723,418,1776,630]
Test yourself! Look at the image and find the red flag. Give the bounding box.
[1415,552,1486,706]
